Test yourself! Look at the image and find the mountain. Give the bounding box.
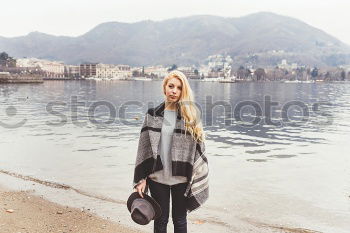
[0,12,349,67]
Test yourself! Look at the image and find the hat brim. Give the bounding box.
[127,192,162,219]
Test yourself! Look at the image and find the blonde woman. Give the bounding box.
[132,70,209,233]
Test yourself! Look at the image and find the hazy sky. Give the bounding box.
[1,0,349,44]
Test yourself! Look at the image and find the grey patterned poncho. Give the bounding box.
[132,101,209,213]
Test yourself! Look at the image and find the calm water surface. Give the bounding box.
[0,80,349,232]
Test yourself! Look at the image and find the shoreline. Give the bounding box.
[0,171,329,233]
[0,187,144,233]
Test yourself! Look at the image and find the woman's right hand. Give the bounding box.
[134,179,147,198]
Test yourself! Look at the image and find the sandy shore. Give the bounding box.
[0,189,144,233]
[0,171,338,233]
[0,188,323,233]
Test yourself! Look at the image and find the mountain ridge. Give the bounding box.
[0,12,349,67]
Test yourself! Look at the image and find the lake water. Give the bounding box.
[0,80,349,233]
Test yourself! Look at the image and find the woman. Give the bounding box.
[132,70,209,233]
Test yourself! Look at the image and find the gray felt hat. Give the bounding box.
[127,192,162,225]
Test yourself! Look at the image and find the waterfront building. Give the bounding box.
[64,65,80,78]
[80,63,97,78]
[17,58,64,77]
[95,64,131,79]
[143,66,168,78]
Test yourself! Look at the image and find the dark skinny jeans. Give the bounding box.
[148,178,188,233]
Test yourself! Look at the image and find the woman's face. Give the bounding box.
[164,77,182,103]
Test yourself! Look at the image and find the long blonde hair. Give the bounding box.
[162,70,205,142]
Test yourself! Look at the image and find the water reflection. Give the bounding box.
[1,81,349,157]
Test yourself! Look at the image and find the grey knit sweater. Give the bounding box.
[132,101,209,213]
[148,109,188,185]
